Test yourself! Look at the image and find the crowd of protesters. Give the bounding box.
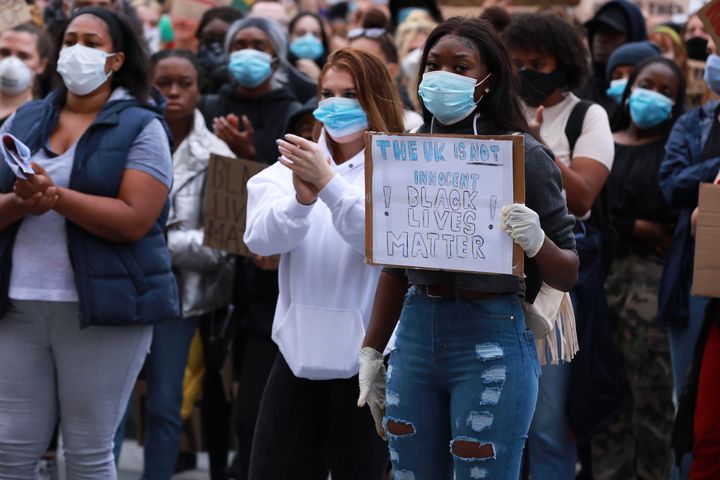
[0,0,719,479]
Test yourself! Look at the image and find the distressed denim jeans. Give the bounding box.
[385,288,540,480]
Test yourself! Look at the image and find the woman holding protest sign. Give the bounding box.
[357,17,578,480]
[243,47,404,479]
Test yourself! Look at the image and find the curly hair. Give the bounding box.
[501,12,590,91]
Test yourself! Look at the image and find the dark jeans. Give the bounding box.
[248,353,388,480]
[113,316,199,479]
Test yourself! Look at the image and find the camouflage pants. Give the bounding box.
[591,254,675,480]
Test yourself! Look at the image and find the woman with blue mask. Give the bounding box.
[358,17,579,480]
[199,17,302,478]
[590,56,685,480]
[244,48,405,479]
[288,12,330,82]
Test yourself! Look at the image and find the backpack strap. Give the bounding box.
[565,100,593,155]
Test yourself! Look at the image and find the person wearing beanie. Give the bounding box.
[605,41,662,114]
[579,0,648,113]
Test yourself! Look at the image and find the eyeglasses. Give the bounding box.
[347,28,387,40]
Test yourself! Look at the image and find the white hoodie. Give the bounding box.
[244,132,381,380]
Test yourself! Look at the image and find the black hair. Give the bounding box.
[56,7,151,100]
[612,56,686,132]
[480,6,511,33]
[355,12,399,64]
[502,12,590,91]
[418,16,532,134]
[195,6,243,40]
[150,49,202,81]
[288,12,330,67]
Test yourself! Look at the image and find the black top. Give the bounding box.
[384,114,576,302]
[608,140,675,257]
[701,113,720,161]
[200,85,301,166]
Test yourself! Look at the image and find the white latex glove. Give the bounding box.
[357,347,387,440]
[500,203,546,258]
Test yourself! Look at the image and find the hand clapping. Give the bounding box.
[13,163,58,215]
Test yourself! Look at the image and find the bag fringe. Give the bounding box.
[535,292,579,366]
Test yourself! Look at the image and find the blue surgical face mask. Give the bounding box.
[628,87,674,129]
[418,70,491,126]
[313,97,368,140]
[704,54,720,95]
[228,49,273,88]
[290,34,324,61]
[606,78,627,105]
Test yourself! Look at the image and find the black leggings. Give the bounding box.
[248,353,388,480]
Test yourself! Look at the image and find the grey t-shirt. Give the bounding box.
[2,89,172,302]
[385,117,576,299]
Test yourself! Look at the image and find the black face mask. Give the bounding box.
[197,41,227,79]
[686,36,709,61]
[519,68,566,106]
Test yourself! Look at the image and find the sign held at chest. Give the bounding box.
[365,132,525,276]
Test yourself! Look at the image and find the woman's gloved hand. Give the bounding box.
[500,203,546,258]
[357,347,387,440]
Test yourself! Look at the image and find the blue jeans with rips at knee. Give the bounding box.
[385,288,540,480]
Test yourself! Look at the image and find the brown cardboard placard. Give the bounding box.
[699,0,720,55]
[365,132,525,277]
[0,0,31,33]
[692,183,720,298]
[170,0,228,21]
[202,154,266,257]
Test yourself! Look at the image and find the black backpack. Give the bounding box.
[565,100,617,271]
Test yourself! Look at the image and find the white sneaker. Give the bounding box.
[35,459,58,480]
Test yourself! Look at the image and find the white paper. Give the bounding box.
[368,133,516,275]
[1,134,33,180]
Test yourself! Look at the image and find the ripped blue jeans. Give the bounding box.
[385,287,540,480]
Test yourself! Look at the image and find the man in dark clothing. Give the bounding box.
[580,0,648,115]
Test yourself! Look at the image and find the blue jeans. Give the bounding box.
[527,359,575,479]
[385,288,540,480]
[113,315,199,480]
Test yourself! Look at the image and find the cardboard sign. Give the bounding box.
[0,0,31,33]
[170,0,228,21]
[699,0,720,53]
[202,154,265,257]
[636,0,689,20]
[365,133,525,276]
[693,183,720,298]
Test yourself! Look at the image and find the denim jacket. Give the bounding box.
[658,101,720,326]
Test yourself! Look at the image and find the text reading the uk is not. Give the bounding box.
[366,133,525,276]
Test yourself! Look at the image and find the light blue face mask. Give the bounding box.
[704,54,720,95]
[628,87,674,129]
[606,78,627,105]
[228,49,273,88]
[290,34,324,61]
[313,97,368,140]
[418,70,491,126]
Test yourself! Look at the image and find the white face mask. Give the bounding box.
[57,44,116,96]
[0,56,34,95]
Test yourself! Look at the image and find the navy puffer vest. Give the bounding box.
[0,91,179,327]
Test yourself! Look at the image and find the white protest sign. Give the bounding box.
[365,133,525,276]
